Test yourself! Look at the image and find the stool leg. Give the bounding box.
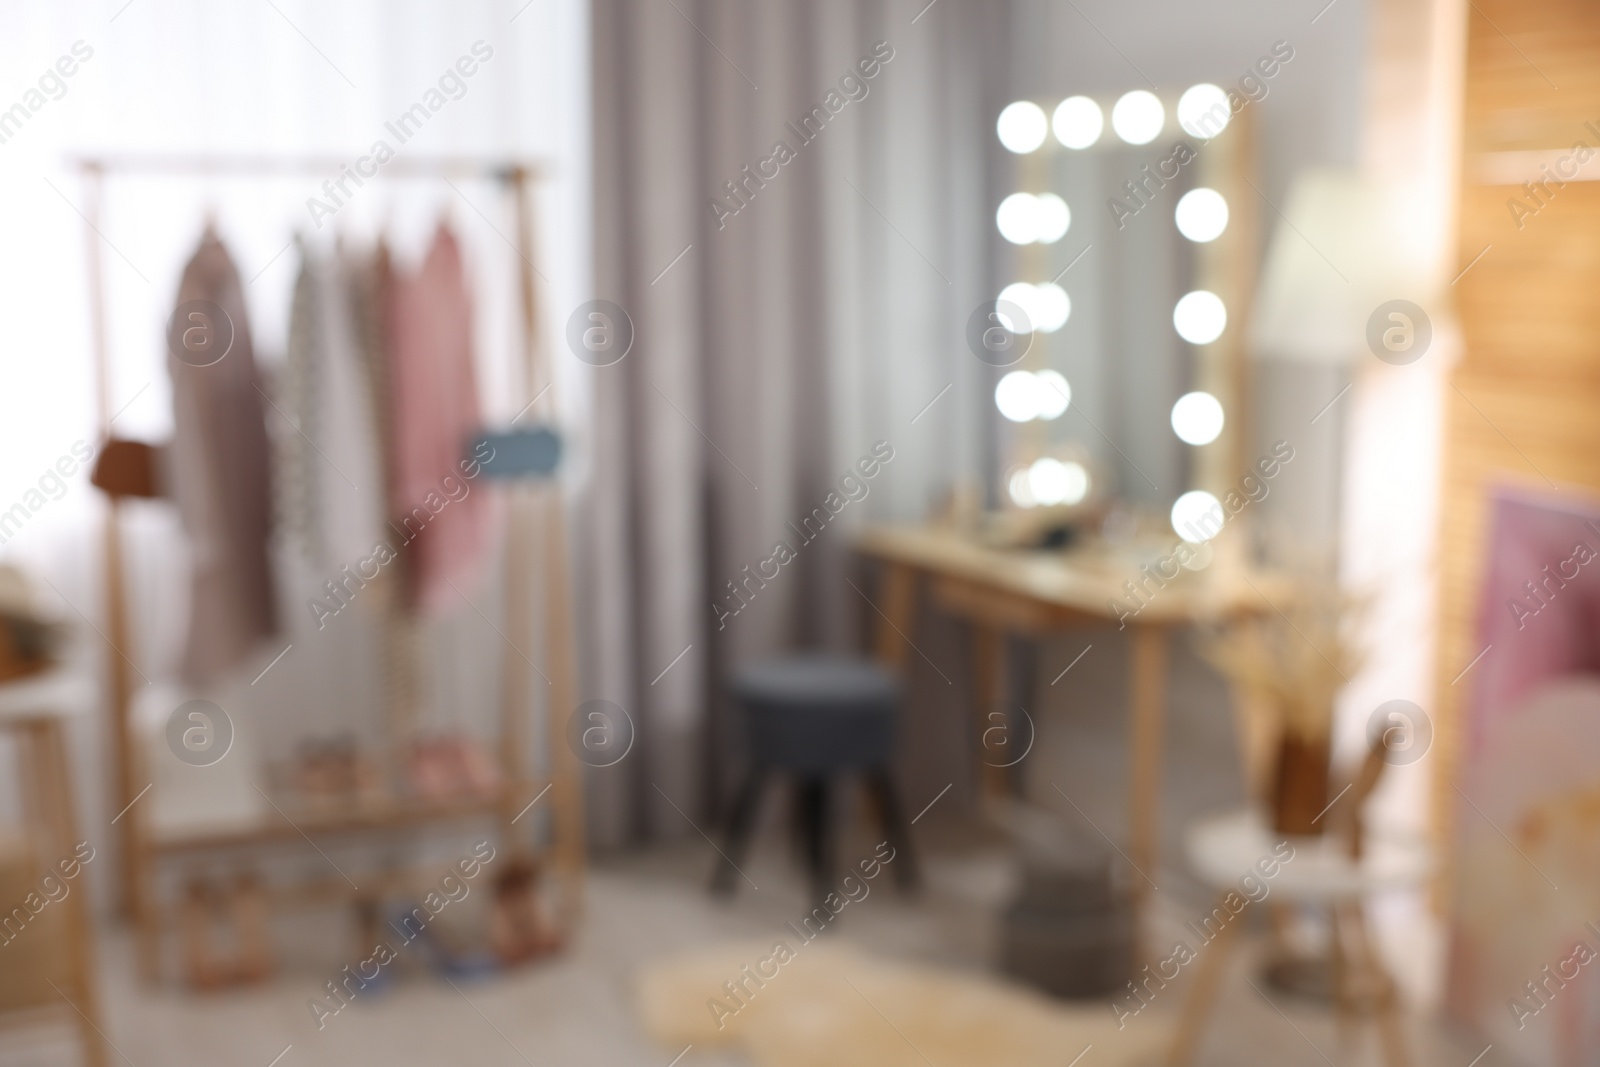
[866,769,919,891]
[1165,891,1242,1066]
[1330,905,1357,1058]
[797,777,834,903]
[1343,902,1410,1067]
[711,767,768,895]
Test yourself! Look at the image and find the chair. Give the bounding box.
[710,656,918,900]
[1166,742,1431,1067]
[0,672,108,1067]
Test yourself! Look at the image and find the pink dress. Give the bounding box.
[385,225,491,613]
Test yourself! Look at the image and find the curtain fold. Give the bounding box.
[583,0,1013,848]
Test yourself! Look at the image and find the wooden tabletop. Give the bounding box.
[857,523,1280,627]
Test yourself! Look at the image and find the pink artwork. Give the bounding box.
[1447,483,1600,1065]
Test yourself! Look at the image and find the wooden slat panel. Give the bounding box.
[1436,0,1600,896]
[1463,0,1600,152]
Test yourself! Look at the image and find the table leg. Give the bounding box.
[871,562,917,670]
[970,623,1010,800]
[1128,625,1169,929]
[1005,637,1037,796]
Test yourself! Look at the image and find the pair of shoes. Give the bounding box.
[406,734,501,802]
[181,874,273,989]
[489,859,564,966]
[292,734,379,806]
[386,902,498,979]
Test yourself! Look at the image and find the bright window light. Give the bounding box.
[1035,369,1071,419]
[1052,96,1103,149]
[997,101,1048,154]
[1035,194,1071,243]
[1171,490,1225,543]
[1170,391,1225,445]
[996,193,1042,244]
[1174,188,1229,243]
[1172,290,1227,345]
[1111,90,1164,145]
[995,370,1041,422]
[1177,83,1231,139]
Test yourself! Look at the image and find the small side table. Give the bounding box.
[1167,808,1432,1067]
[0,671,107,1067]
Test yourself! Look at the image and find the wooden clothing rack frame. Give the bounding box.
[74,154,584,981]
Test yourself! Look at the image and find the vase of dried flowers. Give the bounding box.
[1203,578,1365,837]
[1270,724,1331,836]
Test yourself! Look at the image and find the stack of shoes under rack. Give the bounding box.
[279,734,385,812]
[405,733,501,802]
[180,874,273,990]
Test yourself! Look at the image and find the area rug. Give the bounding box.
[637,939,1170,1067]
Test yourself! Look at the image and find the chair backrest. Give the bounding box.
[90,439,165,499]
[1339,738,1388,861]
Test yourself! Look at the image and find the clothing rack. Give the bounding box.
[74,154,584,982]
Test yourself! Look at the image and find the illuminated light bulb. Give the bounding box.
[1171,490,1225,543]
[1177,83,1231,139]
[995,370,1041,422]
[1053,96,1103,149]
[996,193,1042,244]
[998,283,1041,333]
[1035,369,1071,419]
[1170,391,1224,445]
[1028,457,1089,507]
[1111,90,1164,145]
[1033,284,1071,332]
[1173,290,1227,345]
[1174,188,1229,243]
[1059,460,1090,505]
[1008,467,1037,508]
[1035,194,1071,243]
[997,101,1048,154]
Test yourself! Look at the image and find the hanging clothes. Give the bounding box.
[343,239,420,739]
[345,240,397,519]
[385,223,491,614]
[167,228,278,682]
[279,239,385,569]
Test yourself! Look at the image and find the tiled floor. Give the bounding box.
[0,825,1490,1067]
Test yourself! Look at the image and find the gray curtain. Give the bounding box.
[580,0,1013,847]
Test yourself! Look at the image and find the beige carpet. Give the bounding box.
[638,938,1170,1067]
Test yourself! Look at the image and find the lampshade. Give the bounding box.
[1250,170,1438,364]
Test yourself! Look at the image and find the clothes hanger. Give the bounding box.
[198,174,221,239]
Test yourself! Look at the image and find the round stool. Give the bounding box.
[711,656,918,900]
[1166,808,1432,1067]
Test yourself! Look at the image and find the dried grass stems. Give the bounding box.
[1201,573,1370,741]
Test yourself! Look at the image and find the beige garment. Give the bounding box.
[168,228,278,682]
[280,239,385,568]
